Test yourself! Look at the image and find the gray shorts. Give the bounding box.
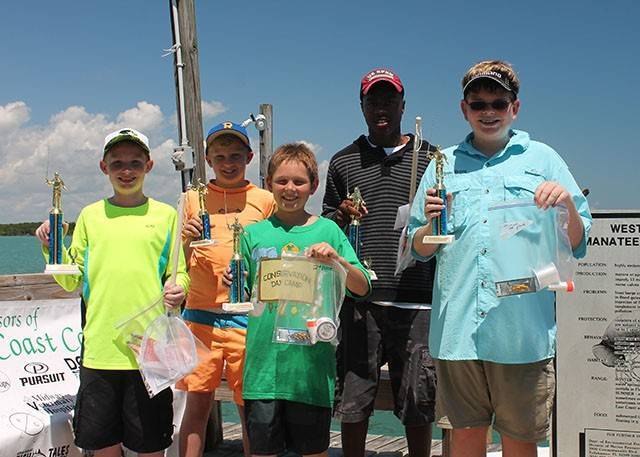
[434,358,555,442]
[334,301,436,425]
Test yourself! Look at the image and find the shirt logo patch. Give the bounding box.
[281,242,300,255]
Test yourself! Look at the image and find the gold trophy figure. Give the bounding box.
[347,187,377,279]
[222,218,253,312]
[189,178,215,247]
[44,173,80,274]
[422,147,454,244]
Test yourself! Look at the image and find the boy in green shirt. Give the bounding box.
[239,143,370,456]
[35,128,189,457]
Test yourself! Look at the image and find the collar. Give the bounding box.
[456,129,529,160]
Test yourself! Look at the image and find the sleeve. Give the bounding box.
[407,160,437,262]
[41,210,88,292]
[168,209,190,293]
[321,159,343,224]
[551,162,592,259]
[334,224,371,299]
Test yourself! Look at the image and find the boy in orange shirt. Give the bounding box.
[177,122,275,457]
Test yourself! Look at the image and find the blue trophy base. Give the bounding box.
[44,263,80,275]
[222,302,253,313]
[422,234,454,244]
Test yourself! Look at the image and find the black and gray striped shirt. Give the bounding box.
[322,134,436,304]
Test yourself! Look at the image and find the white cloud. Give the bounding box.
[0,101,30,132]
[0,106,331,223]
[201,100,227,120]
[0,100,172,223]
[116,101,164,133]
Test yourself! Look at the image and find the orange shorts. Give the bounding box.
[176,322,247,405]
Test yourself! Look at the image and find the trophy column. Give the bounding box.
[422,147,455,244]
[44,173,80,275]
[222,218,253,312]
[189,178,215,248]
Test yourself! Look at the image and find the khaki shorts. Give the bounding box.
[434,358,555,442]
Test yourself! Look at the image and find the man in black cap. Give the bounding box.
[323,68,437,457]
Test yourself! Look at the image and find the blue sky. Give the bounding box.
[1,0,638,223]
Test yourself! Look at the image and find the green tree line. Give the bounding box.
[0,222,76,236]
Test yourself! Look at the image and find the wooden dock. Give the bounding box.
[207,422,451,457]
[208,423,506,457]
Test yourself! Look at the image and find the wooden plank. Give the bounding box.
[373,366,395,410]
[0,273,79,301]
[373,435,406,452]
[222,422,243,440]
[371,435,405,452]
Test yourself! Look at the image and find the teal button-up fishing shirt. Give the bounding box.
[408,130,592,363]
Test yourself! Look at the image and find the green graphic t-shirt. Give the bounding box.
[241,215,369,407]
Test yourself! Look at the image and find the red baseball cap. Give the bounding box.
[360,68,404,96]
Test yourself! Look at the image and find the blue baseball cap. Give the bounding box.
[205,121,251,150]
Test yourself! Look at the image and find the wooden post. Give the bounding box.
[168,1,220,445]
[170,0,206,186]
[259,104,273,189]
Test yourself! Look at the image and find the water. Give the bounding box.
[0,235,49,274]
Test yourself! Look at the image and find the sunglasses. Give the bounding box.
[465,99,512,111]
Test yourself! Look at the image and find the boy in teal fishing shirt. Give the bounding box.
[409,61,592,457]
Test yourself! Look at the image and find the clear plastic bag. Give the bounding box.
[271,253,347,346]
[489,199,576,297]
[114,301,200,397]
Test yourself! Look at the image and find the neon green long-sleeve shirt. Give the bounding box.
[44,198,190,369]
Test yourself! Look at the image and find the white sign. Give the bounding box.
[0,299,82,457]
[0,299,186,457]
[556,212,640,457]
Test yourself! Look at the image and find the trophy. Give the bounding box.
[222,218,253,312]
[347,186,364,256]
[422,147,455,244]
[189,178,214,247]
[44,173,80,275]
[347,187,377,279]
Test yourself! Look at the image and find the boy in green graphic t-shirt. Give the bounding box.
[237,143,370,456]
[35,128,189,457]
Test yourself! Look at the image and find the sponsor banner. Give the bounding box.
[556,212,640,456]
[0,299,82,457]
[0,299,185,457]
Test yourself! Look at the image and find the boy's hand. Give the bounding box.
[336,199,368,226]
[535,181,574,210]
[183,217,204,242]
[220,265,248,288]
[163,283,185,308]
[305,242,342,265]
[423,188,451,224]
[35,220,68,247]
[221,266,233,287]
